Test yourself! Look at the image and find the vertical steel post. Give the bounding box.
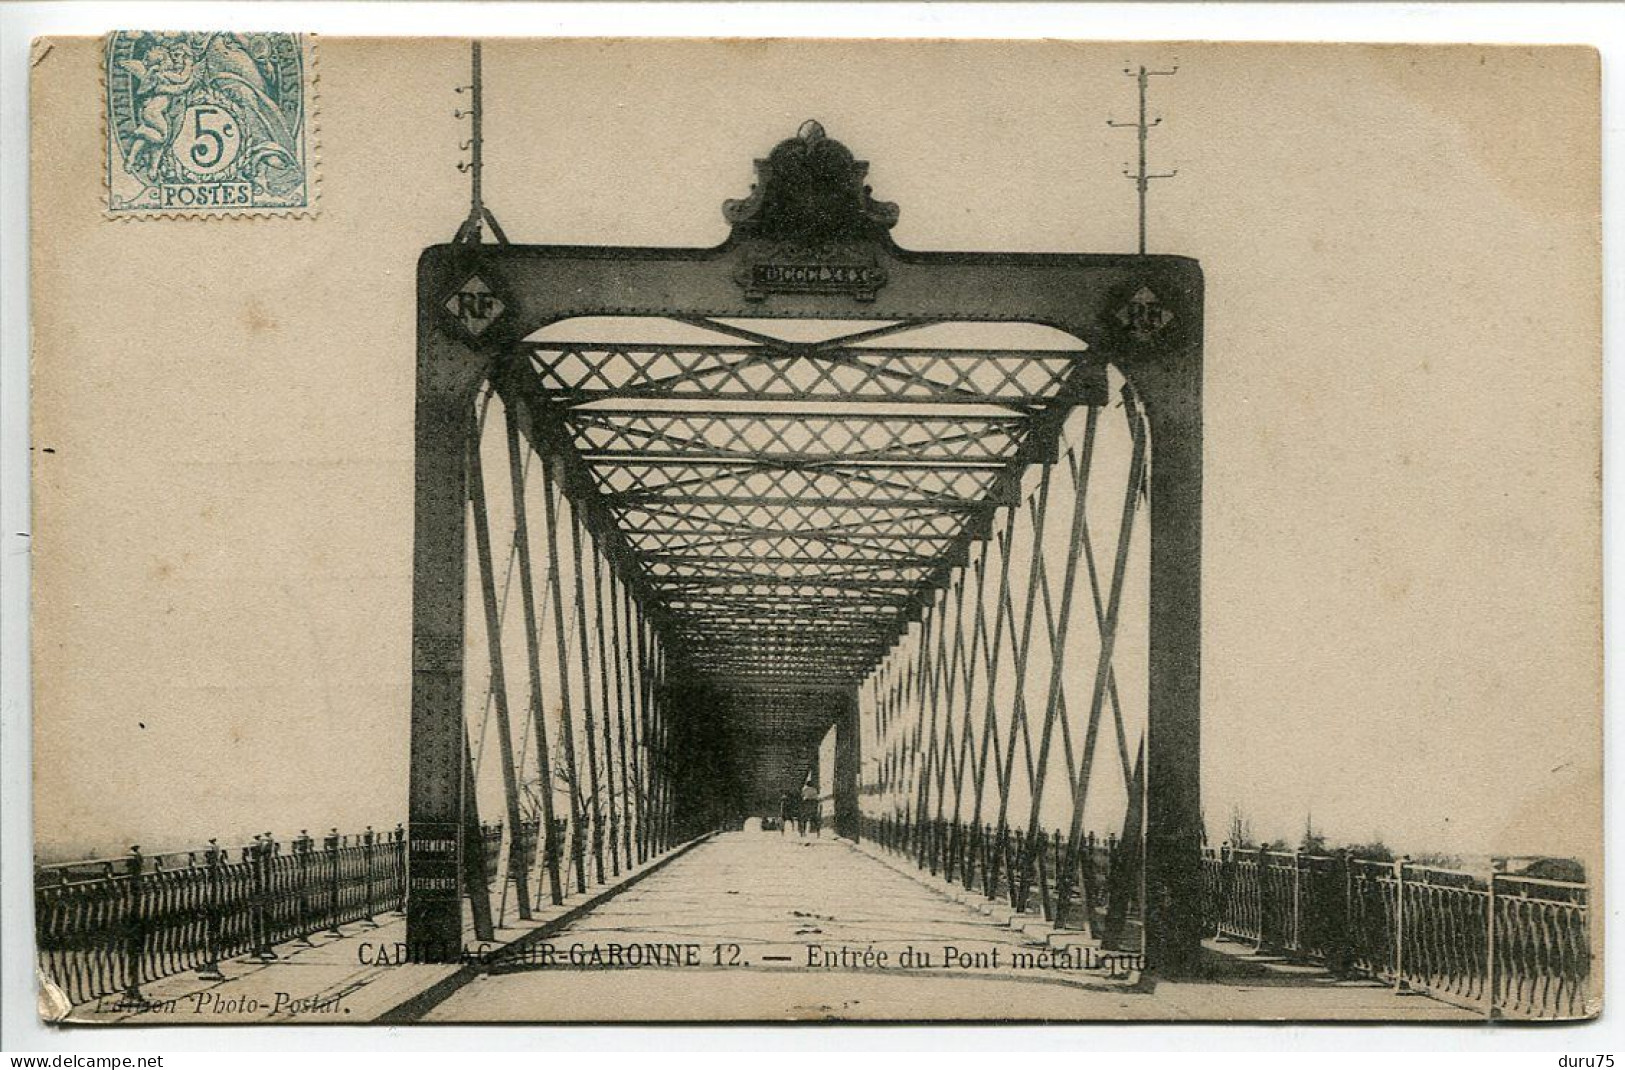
[907,605,937,862]
[1132,338,1204,978]
[609,570,637,868]
[568,507,607,885]
[635,616,656,859]
[407,314,482,961]
[467,408,534,920]
[626,588,650,863]
[588,539,622,876]
[540,457,588,894]
[502,402,564,907]
[652,631,673,851]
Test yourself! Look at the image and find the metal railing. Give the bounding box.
[1201,845,1591,1019]
[35,822,509,1008]
[862,814,1143,945]
[861,816,1590,1019]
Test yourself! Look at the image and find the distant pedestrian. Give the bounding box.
[777,790,794,835]
[799,773,820,838]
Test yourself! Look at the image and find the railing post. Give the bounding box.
[325,828,343,935]
[121,846,146,1005]
[198,839,225,980]
[1393,856,1408,991]
[1334,848,1354,978]
[251,835,276,961]
[1291,849,1303,953]
[1008,828,1025,910]
[393,823,407,912]
[294,830,315,945]
[1485,863,1500,1020]
[965,822,979,892]
[1082,830,1098,934]
[363,826,377,926]
[1255,844,1270,951]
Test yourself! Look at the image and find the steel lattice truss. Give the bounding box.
[513,317,1108,689]
[408,115,1206,970]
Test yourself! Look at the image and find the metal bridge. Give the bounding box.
[33,101,1591,1025]
[407,111,1203,970]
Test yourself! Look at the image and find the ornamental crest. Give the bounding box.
[724,121,899,245]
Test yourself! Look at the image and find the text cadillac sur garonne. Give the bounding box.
[358,941,1143,972]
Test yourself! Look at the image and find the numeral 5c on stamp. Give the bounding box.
[105,31,314,216]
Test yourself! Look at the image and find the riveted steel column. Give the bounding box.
[407,290,487,963]
[1133,336,1204,979]
[834,690,862,840]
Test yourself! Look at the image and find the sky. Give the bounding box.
[30,39,1600,866]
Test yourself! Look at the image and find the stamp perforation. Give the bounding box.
[102,30,320,220]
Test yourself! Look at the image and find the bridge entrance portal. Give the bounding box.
[409,121,1203,973]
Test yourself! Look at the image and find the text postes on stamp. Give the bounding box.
[105,31,314,217]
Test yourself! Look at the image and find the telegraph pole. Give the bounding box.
[455,41,507,244]
[1108,64,1178,255]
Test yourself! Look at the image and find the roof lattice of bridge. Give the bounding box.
[501,126,1106,690]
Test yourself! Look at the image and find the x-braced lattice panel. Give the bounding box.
[858,395,1151,934]
[515,316,1109,690]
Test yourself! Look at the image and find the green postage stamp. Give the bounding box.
[104,31,314,216]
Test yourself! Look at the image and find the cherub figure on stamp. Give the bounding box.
[105,31,313,216]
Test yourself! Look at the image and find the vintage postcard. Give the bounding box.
[30,37,1601,1024]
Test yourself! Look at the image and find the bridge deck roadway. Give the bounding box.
[425,831,1476,1022]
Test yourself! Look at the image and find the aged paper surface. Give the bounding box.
[31,37,1600,1024]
